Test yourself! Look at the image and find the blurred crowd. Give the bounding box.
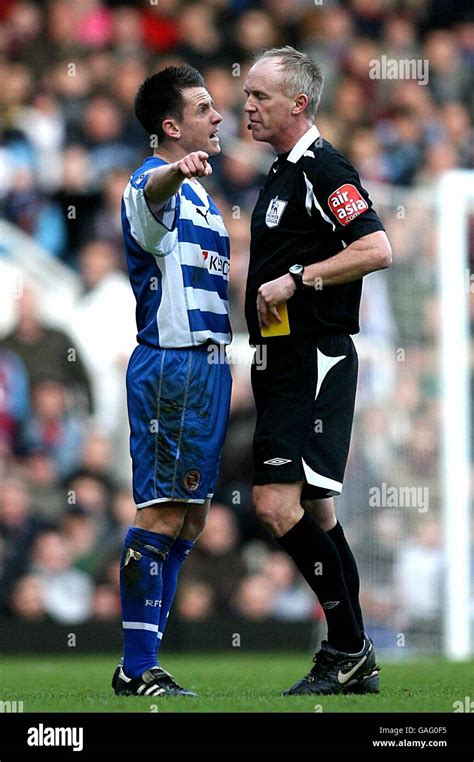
[0,0,473,649]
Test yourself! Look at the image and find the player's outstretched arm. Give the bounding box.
[145,152,212,205]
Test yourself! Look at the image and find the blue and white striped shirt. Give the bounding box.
[122,156,231,348]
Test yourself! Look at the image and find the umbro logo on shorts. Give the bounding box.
[264,458,292,466]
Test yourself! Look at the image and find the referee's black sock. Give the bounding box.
[327,521,365,633]
[277,511,363,653]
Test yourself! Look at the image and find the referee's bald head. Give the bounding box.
[252,46,324,119]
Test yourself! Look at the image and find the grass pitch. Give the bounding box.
[0,653,470,713]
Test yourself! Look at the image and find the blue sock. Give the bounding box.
[120,527,174,678]
[156,537,194,660]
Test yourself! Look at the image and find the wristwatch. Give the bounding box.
[289,263,305,291]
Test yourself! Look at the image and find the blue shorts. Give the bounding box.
[126,343,232,507]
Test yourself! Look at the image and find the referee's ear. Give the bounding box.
[291,93,309,116]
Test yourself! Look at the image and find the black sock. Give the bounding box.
[327,521,365,633]
[277,512,363,652]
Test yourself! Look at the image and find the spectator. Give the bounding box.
[22,449,64,523]
[180,504,246,614]
[262,552,315,621]
[22,376,85,479]
[60,506,103,575]
[8,574,48,622]
[0,349,29,457]
[394,520,444,642]
[29,529,93,624]
[233,574,275,620]
[4,166,66,256]
[68,239,136,432]
[0,477,41,610]
[1,286,93,413]
[64,470,112,532]
[81,95,139,178]
[91,583,120,620]
[79,431,114,480]
[92,168,132,255]
[100,486,134,561]
[176,581,216,621]
[53,145,101,263]
[176,3,226,71]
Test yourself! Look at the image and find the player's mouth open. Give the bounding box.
[209,129,219,139]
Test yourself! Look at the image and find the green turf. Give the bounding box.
[0,653,470,713]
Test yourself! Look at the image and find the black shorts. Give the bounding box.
[251,334,358,499]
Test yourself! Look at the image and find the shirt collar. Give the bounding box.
[286,124,321,164]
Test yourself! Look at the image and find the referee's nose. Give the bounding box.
[244,95,255,113]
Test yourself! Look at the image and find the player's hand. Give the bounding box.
[175,151,212,179]
[257,274,296,328]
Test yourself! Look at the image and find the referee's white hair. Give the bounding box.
[253,46,324,118]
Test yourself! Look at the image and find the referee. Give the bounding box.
[244,47,392,695]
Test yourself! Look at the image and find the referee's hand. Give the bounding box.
[257,274,296,328]
[175,152,212,179]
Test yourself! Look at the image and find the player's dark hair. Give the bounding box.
[134,65,206,142]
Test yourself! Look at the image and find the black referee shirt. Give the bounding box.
[245,125,385,344]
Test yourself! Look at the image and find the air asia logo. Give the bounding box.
[328,184,368,226]
[183,469,201,492]
[202,250,230,277]
[265,196,288,228]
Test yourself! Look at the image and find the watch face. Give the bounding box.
[290,264,303,275]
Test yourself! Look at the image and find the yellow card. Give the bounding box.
[260,301,291,337]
